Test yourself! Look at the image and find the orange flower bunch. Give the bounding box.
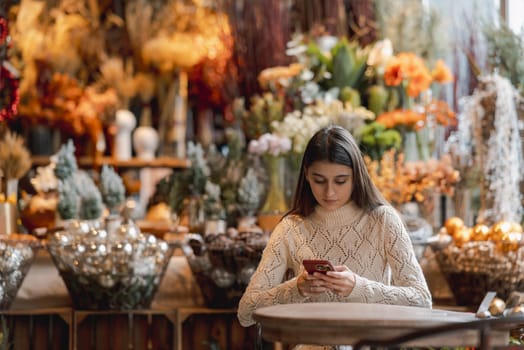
[384,52,432,97]
[365,149,460,206]
[379,54,455,130]
[258,63,303,89]
[375,109,426,130]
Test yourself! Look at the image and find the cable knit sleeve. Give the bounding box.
[237,217,308,327]
[346,206,432,308]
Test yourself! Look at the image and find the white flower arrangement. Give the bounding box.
[247,133,291,157]
[270,111,329,154]
[270,100,374,155]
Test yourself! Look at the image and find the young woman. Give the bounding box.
[237,125,431,338]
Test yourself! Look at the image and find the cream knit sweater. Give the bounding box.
[238,202,432,328]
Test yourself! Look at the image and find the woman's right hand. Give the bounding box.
[297,270,329,297]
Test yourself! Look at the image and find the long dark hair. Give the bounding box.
[285,125,387,218]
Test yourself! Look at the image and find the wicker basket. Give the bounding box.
[181,232,267,308]
[431,240,524,307]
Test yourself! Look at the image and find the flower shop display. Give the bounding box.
[181,231,268,308]
[430,73,524,308]
[0,234,40,309]
[376,52,456,161]
[47,217,173,310]
[8,0,233,159]
[431,218,524,307]
[365,149,460,227]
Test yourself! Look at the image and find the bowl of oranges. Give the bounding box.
[431,217,524,307]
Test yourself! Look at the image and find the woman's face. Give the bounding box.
[305,160,354,211]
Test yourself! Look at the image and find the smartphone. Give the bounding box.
[303,259,335,274]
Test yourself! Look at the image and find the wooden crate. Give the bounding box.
[74,308,257,350]
[73,309,177,350]
[0,308,72,350]
[177,307,257,350]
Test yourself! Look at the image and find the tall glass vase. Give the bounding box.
[258,156,289,233]
[159,70,188,159]
[402,129,430,162]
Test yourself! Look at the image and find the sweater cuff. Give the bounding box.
[348,275,367,302]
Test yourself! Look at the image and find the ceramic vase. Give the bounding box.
[115,109,137,160]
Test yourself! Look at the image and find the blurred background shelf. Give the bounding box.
[31,156,190,170]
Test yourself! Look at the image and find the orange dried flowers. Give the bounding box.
[365,149,460,206]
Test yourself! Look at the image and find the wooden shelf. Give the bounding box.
[31,155,190,170]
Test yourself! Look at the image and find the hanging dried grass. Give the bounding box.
[125,0,154,53]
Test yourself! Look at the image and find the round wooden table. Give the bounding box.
[253,302,509,347]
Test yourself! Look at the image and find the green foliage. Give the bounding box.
[54,139,78,181]
[331,39,369,90]
[57,177,78,220]
[233,93,285,141]
[164,172,188,216]
[203,181,226,220]
[356,121,402,160]
[237,168,262,217]
[99,165,125,212]
[367,84,389,116]
[161,141,210,216]
[77,174,104,220]
[483,22,524,93]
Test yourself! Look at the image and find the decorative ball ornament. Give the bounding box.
[508,305,524,317]
[511,222,523,233]
[444,217,464,237]
[471,224,490,241]
[499,231,523,252]
[490,221,512,241]
[453,227,472,247]
[488,297,506,316]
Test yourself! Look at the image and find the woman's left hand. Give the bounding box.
[313,265,356,297]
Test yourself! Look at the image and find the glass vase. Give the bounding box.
[159,70,188,159]
[258,156,289,233]
[402,130,430,162]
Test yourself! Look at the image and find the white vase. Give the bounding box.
[133,126,159,160]
[114,109,137,160]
